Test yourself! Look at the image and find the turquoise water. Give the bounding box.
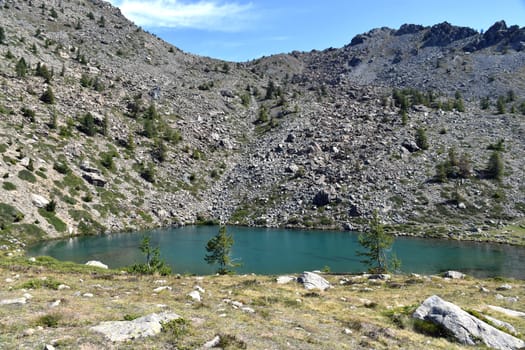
[27,226,525,278]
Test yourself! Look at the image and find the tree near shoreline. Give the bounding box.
[205,226,240,275]
[357,210,400,274]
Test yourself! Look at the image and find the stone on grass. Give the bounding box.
[496,284,512,291]
[85,260,108,269]
[153,286,172,293]
[188,290,201,302]
[484,315,517,335]
[0,297,27,305]
[487,305,525,318]
[413,295,525,350]
[91,312,180,342]
[297,271,330,291]
[443,270,465,279]
[31,194,49,208]
[203,335,221,348]
[276,276,296,284]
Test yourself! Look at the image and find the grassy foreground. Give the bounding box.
[0,255,524,349]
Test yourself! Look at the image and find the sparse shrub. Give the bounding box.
[35,62,53,83]
[217,334,247,349]
[161,318,190,339]
[100,151,116,171]
[78,112,96,136]
[0,26,5,44]
[53,161,70,174]
[487,139,505,152]
[496,96,506,114]
[415,128,429,150]
[139,162,156,183]
[44,199,56,213]
[21,107,36,122]
[480,96,490,110]
[40,87,55,104]
[15,57,28,77]
[486,151,504,181]
[36,313,62,328]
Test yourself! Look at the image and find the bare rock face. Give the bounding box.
[91,312,181,342]
[413,295,525,350]
[297,272,330,291]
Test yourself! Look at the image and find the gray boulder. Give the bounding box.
[82,172,107,187]
[413,295,525,350]
[91,312,180,342]
[443,270,465,279]
[297,272,330,291]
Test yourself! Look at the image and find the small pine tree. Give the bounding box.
[480,97,490,110]
[415,128,429,150]
[15,57,28,77]
[401,110,408,126]
[0,26,6,44]
[496,96,506,114]
[435,162,447,183]
[40,87,55,104]
[205,226,240,275]
[78,112,96,136]
[49,113,58,129]
[486,151,504,181]
[265,80,276,100]
[102,115,109,136]
[357,210,399,273]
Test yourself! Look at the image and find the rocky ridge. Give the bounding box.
[0,0,523,247]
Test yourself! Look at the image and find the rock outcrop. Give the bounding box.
[413,295,525,350]
[91,312,181,342]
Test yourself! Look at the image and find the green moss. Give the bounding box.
[0,143,7,153]
[18,169,37,183]
[19,277,62,290]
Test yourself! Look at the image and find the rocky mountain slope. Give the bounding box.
[0,0,524,248]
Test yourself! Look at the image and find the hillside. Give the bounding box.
[0,0,523,250]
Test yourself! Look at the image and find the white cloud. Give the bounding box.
[109,0,256,32]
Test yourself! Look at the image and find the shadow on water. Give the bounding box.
[27,226,525,278]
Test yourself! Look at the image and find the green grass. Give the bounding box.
[2,181,16,190]
[0,203,24,226]
[19,277,62,290]
[38,208,67,232]
[17,169,37,183]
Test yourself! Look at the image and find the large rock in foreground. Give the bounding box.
[413,295,525,350]
[297,272,330,291]
[91,312,180,342]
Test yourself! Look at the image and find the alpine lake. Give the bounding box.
[27,225,525,279]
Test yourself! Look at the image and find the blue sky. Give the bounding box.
[107,0,525,62]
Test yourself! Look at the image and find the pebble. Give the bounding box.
[83,293,94,298]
